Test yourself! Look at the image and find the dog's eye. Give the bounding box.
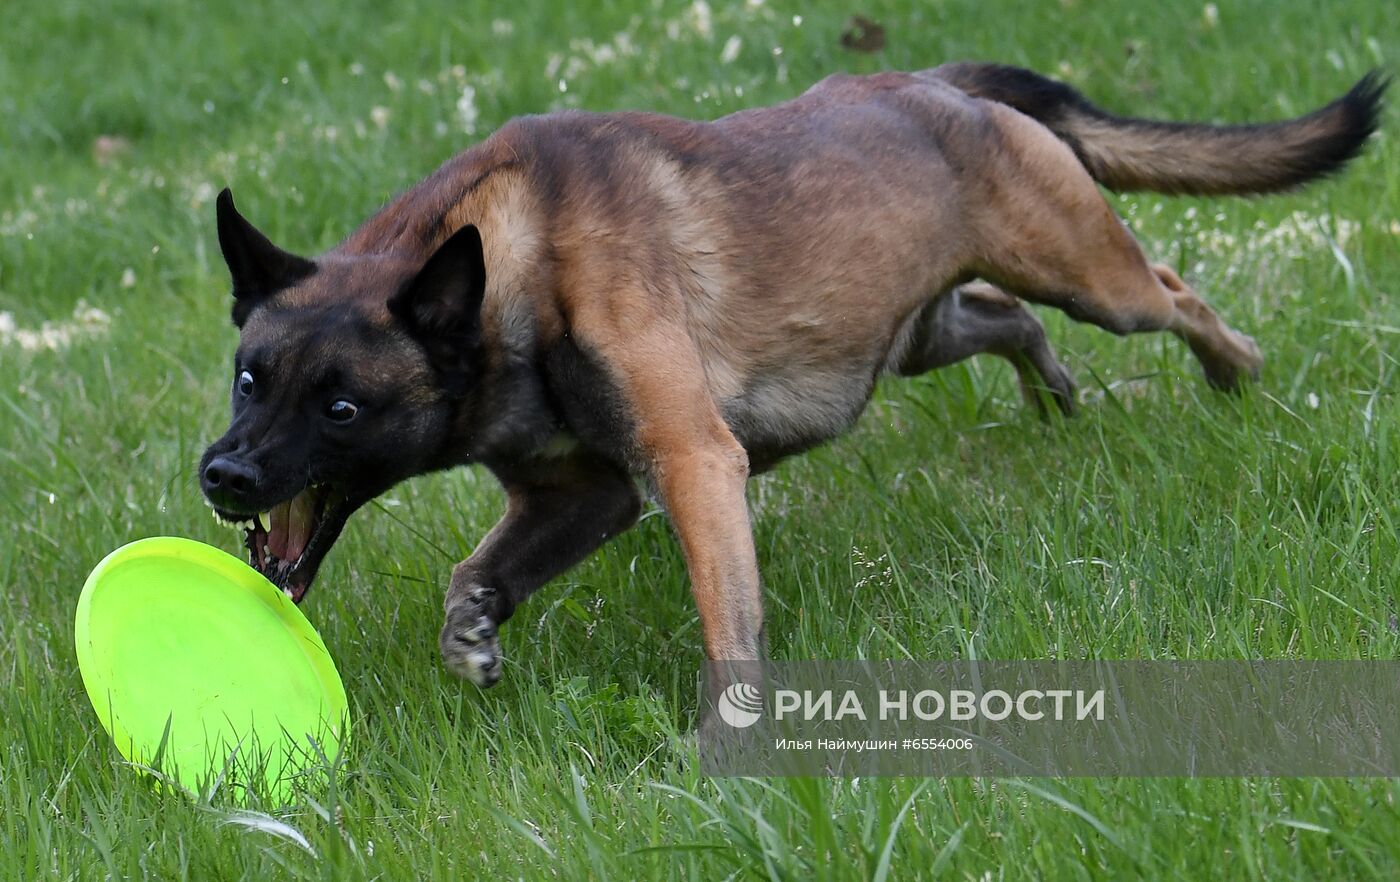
[326,399,359,423]
[236,370,255,397]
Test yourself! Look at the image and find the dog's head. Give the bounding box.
[199,189,485,601]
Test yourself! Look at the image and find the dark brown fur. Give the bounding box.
[200,65,1382,691]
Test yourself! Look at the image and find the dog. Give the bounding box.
[199,63,1383,690]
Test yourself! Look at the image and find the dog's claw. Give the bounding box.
[462,621,496,642]
[441,586,503,688]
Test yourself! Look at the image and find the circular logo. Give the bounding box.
[717,682,764,728]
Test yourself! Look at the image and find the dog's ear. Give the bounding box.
[216,188,316,326]
[388,224,487,368]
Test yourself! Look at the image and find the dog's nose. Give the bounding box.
[201,455,262,508]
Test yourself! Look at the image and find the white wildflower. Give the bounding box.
[1202,4,1219,28]
[491,19,514,36]
[720,35,742,64]
[190,181,216,207]
[456,84,479,134]
[0,301,112,352]
[370,106,391,129]
[0,209,39,237]
[688,0,713,39]
[120,268,136,289]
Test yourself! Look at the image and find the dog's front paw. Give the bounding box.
[440,585,503,688]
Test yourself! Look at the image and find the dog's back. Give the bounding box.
[339,67,1382,462]
[483,75,1011,455]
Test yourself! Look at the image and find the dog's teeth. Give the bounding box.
[257,512,270,531]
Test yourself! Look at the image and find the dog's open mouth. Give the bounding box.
[211,484,352,603]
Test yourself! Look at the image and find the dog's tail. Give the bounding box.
[933,62,1386,196]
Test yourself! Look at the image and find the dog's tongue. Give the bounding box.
[267,491,316,562]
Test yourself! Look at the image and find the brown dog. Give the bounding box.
[199,64,1383,687]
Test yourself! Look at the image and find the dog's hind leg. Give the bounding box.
[894,282,1076,415]
[969,104,1264,390]
[439,452,641,686]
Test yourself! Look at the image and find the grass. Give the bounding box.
[1,0,1397,877]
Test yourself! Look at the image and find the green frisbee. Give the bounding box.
[74,537,347,801]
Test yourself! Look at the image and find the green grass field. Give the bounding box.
[2,0,1397,878]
